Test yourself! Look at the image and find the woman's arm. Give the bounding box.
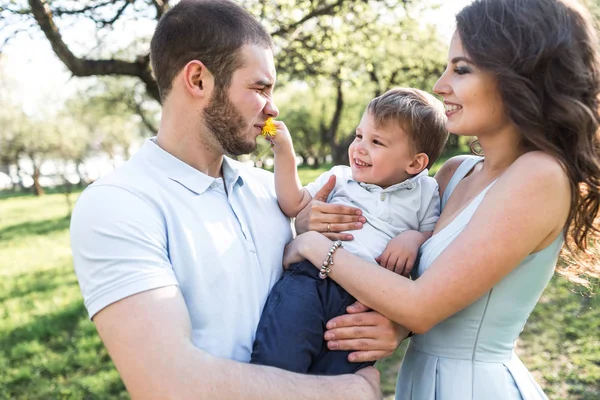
[288,152,570,333]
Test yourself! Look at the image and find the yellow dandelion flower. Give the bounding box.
[261,117,277,138]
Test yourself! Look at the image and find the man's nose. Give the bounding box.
[264,98,279,118]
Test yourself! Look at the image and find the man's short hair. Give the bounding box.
[367,87,449,168]
[150,0,273,103]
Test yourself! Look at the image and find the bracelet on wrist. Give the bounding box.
[319,240,343,279]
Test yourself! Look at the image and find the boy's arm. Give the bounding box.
[270,120,313,217]
[377,178,439,276]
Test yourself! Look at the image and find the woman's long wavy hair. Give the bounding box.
[457,0,600,285]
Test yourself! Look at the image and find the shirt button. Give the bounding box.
[380,193,386,201]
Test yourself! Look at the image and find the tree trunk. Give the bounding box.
[32,164,45,196]
[332,133,354,166]
[323,76,345,166]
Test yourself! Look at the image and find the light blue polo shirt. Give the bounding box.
[305,166,440,264]
[70,138,292,362]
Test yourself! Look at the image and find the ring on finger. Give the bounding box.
[326,223,331,232]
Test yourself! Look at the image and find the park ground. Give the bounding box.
[1,157,599,399]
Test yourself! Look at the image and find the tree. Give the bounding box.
[2,0,448,166]
[275,3,447,164]
[1,0,408,102]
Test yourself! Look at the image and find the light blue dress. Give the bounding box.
[396,156,562,400]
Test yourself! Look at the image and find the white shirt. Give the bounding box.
[305,166,440,264]
[70,138,293,362]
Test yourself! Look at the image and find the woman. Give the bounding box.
[288,0,600,398]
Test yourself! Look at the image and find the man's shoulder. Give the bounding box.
[78,156,162,211]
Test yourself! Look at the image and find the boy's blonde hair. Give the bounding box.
[367,87,448,169]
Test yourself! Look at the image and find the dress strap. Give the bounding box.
[441,156,484,209]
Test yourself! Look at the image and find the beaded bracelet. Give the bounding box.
[319,240,343,279]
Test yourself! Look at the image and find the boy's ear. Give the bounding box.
[182,60,214,99]
[406,153,429,175]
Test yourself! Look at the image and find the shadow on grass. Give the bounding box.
[0,186,85,201]
[0,299,127,399]
[0,266,76,303]
[0,216,71,241]
[0,300,86,349]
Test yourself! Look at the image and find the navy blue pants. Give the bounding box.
[250,260,375,374]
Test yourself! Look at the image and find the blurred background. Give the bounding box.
[0,0,598,398]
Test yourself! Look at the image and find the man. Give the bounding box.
[71,1,403,398]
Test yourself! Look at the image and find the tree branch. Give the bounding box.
[94,0,133,27]
[52,0,115,16]
[151,0,170,19]
[272,0,346,37]
[27,0,159,101]
[130,98,158,134]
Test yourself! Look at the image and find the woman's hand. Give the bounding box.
[294,175,366,241]
[324,301,409,362]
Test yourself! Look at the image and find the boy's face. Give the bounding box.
[348,111,416,188]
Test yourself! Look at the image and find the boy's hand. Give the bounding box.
[266,119,294,155]
[375,230,430,277]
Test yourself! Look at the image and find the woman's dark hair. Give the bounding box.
[150,0,273,103]
[457,0,600,284]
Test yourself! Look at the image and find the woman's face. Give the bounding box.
[433,32,509,137]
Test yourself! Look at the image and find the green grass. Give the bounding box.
[0,193,128,399]
[0,154,598,399]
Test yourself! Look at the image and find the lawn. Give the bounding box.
[0,158,598,399]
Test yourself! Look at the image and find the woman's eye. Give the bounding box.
[454,67,470,75]
[355,134,362,139]
[373,140,383,146]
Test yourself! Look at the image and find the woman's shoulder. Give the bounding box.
[508,151,568,185]
[434,155,474,196]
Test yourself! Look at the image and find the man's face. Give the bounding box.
[203,44,279,156]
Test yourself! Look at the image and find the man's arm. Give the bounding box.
[94,286,381,400]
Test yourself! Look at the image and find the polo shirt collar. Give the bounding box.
[142,138,243,195]
[355,169,429,193]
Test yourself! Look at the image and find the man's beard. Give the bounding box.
[203,86,257,156]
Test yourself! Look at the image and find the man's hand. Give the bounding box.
[376,230,430,277]
[294,175,366,241]
[324,301,408,362]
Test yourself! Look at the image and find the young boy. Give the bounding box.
[250,87,448,374]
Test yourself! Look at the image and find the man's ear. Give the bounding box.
[406,152,429,175]
[181,60,214,98]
